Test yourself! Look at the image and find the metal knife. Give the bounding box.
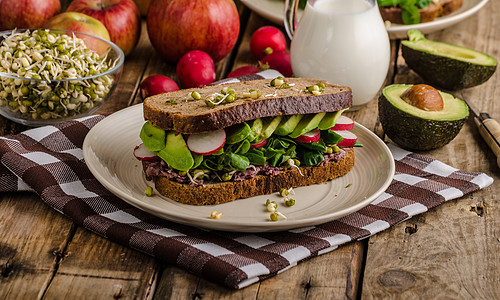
[462,94,500,168]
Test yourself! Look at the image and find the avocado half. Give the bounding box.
[379,84,469,151]
[402,29,497,90]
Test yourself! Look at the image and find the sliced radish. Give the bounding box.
[250,138,267,149]
[335,131,358,147]
[134,143,160,161]
[187,129,226,155]
[331,115,354,131]
[293,128,321,143]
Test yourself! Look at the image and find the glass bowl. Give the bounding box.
[0,28,124,126]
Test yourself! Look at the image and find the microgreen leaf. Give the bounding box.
[245,152,266,165]
[302,150,324,166]
[229,153,250,171]
[321,129,343,145]
[297,142,327,152]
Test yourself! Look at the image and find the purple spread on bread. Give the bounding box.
[144,148,347,186]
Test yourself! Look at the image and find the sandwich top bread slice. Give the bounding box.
[144,78,352,134]
[137,77,357,205]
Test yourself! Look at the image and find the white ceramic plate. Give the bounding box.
[83,104,395,232]
[240,0,489,39]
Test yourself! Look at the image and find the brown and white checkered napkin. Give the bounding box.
[0,71,493,289]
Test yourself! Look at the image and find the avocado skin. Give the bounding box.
[378,89,467,151]
[402,44,497,90]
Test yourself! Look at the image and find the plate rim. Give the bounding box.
[83,104,395,232]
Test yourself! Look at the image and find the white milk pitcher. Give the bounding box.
[284,0,390,109]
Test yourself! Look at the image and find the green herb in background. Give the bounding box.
[377,0,432,25]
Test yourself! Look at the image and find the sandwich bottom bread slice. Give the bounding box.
[136,77,358,205]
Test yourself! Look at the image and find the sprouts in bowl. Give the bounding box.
[0,28,124,126]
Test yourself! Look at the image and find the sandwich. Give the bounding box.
[135,77,358,205]
[378,0,463,25]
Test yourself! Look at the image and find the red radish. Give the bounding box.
[227,65,261,78]
[134,143,160,161]
[187,129,226,155]
[335,131,358,147]
[250,138,267,149]
[259,51,293,77]
[140,75,179,99]
[331,115,355,131]
[250,26,287,60]
[176,50,216,88]
[293,128,320,143]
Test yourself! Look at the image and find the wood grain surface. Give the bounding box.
[1,0,498,299]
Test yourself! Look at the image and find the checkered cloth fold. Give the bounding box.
[0,71,493,289]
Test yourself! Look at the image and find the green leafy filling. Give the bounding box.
[140,114,362,177]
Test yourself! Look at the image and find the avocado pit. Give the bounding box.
[400,84,444,111]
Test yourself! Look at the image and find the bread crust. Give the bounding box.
[148,148,355,205]
[143,78,352,134]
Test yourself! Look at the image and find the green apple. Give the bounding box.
[44,12,110,40]
[44,12,111,54]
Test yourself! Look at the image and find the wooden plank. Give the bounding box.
[154,265,260,299]
[361,1,500,298]
[101,20,153,113]
[153,242,365,299]
[255,242,366,299]
[0,193,73,299]
[44,228,159,299]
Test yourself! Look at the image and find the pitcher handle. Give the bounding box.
[284,0,299,40]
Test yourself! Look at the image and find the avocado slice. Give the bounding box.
[247,118,263,142]
[254,116,283,142]
[318,110,345,130]
[274,114,303,136]
[378,84,469,151]
[156,131,194,171]
[289,112,326,138]
[139,121,166,151]
[226,122,251,144]
[402,29,497,90]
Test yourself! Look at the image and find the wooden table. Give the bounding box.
[1,1,498,299]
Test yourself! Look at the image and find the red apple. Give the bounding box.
[0,0,61,30]
[147,0,240,63]
[44,12,111,54]
[67,0,141,56]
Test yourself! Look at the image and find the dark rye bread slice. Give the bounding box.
[143,78,352,134]
[148,148,355,205]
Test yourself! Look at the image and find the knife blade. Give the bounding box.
[461,94,500,168]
